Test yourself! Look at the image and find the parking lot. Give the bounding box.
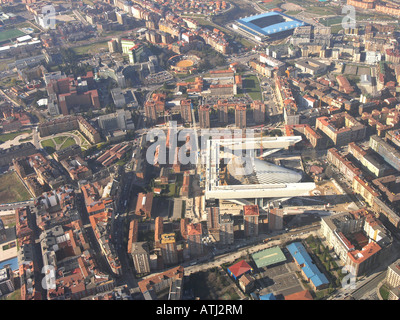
[257,260,305,297]
[145,70,173,84]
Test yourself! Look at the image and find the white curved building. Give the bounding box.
[205,136,315,201]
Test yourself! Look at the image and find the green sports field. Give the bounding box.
[0,29,25,43]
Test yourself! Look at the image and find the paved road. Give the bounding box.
[351,271,387,300]
[0,89,21,107]
[183,225,320,275]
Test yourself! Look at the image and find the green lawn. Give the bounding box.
[242,75,262,101]
[60,137,77,150]
[259,0,283,10]
[0,129,32,144]
[0,29,25,43]
[72,41,109,56]
[331,25,344,34]
[0,172,32,204]
[53,136,67,145]
[0,288,21,300]
[305,5,339,15]
[285,11,301,15]
[41,138,56,154]
[190,17,232,35]
[320,17,343,27]
[379,284,390,300]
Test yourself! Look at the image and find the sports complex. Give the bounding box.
[232,11,307,42]
[168,54,200,74]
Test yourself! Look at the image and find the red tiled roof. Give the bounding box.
[228,260,252,278]
[243,205,259,216]
[285,290,313,300]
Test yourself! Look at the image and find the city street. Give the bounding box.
[183,226,320,275]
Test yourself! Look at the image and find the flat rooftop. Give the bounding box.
[236,11,306,37]
[252,246,286,269]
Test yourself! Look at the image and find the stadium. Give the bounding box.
[168,54,200,75]
[233,11,307,42]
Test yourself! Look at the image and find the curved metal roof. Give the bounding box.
[227,157,302,185]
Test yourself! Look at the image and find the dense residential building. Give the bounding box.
[7,0,400,302]
[38,116,101,144]
[320,209,392,276]
[327,148,362,182]
[187,223,203,258]
[97,110,134,132]
[370,135,400,171]
[316,113,366,146]
[285,124,323,149]
[235,105,247,129]
[252,100,266,125]
[198,105,211,129]
[244,205,259,237]
[218,103,229,125]
[207,206,220,241]
[154,216,164,246]
[0,266,15,297]
[219,213,234,245]
[53,144,82,162]
[46,72,100,115]
[0,142,36,167]
[40,224,115,300]
[160,233,178,266]
[135,193,154,219]
[130,242,151,275]
[180,99,192,123]
[138,265,184,300]
[15,207,35,244]
[268,207,284,231]
[13,152,67,193]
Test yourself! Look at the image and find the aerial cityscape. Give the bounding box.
[1,0,400,305]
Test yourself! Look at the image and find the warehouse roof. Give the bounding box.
[286,242,329,288]
[251,246,286,269]
[260,293,276,300]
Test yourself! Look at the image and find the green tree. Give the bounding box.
[323,250,328,262]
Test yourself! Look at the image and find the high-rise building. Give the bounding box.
[268,207,283,231]
[219,213,234,245]
[108,39,119,53]
[131,242,151,275]
[235,105,247,129]
[207,207,220,241]
[218,104,228,125]
[180,218,189,240]
[243,205,259,237]
[180,99,192,124]
[145,102,158,125]
[252,100,266,125]
[161,233,178,266]
[155,217,164,247]
[198,105,211,129]
[187,223,203,258]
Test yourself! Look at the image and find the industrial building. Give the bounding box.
[251,246,286,269]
